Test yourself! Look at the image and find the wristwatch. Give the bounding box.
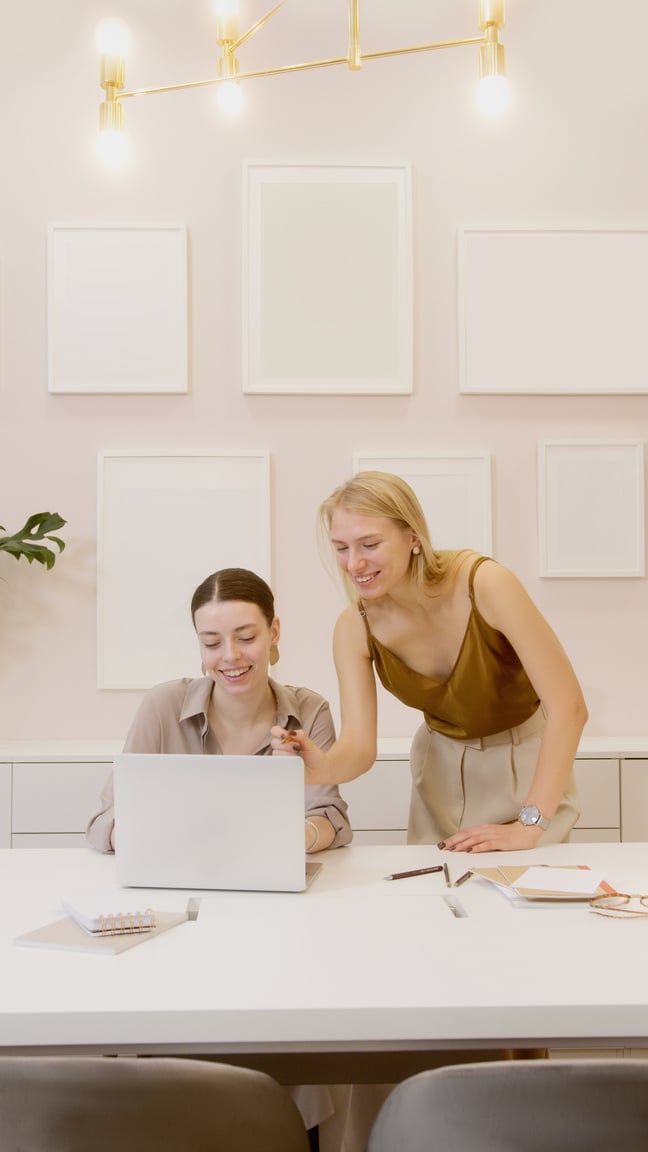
[517,804,550,831]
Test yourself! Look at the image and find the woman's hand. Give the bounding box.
[270,725,303,755]
[440,821,544,854]
[270,726,334,783]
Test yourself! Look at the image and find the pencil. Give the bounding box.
[454,870,473,887]
[384,865,444,882]
[443,862,451,888]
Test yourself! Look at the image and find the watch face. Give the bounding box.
[520,805,540,826]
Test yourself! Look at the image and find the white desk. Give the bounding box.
[2,843,648,1073]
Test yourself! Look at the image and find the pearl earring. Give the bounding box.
[412,545,421,555]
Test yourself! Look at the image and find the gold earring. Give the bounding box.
[269,644,279,666]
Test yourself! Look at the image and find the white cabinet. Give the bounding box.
[619,759,648,841]
[571,758,620,843]
[0,743,119,850]
[11,761,111,849]
[0,764,10,849]
[0,739,646,848]
[342,758,411,845]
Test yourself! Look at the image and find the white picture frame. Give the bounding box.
[48,223,188,394]
[243,163,412,395]
[538,441,645,577]
[459,227,648,394]
[353,452,493,554]
[97,451,271,688]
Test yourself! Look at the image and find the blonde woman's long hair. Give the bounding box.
[318,471,469,607]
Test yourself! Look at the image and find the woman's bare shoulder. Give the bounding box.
[333,603,371,654]
[471,558,534,624]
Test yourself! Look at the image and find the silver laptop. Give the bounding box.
[112,753,322,892]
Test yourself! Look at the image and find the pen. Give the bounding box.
[384,865,444,882]
[454,870,473,887]
[443,862,451,888]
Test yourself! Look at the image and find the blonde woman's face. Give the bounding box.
[329,508,416,598]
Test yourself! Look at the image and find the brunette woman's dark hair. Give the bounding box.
[190,568,275,627]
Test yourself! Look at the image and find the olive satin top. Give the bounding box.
[362,555,540,741]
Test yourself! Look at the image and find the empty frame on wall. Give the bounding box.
[538,441,645,577]
[97,452,271,688]
[459,228,648,394]
[48,223,188,394]
[243,163,412,395]
[353,452,493,554]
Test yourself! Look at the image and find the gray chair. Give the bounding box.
[367,1058,648,1152]
[0,1055,310,1152]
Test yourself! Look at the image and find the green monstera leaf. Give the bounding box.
[0,513,67,570]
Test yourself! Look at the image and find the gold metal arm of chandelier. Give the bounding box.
[98,1,506,145]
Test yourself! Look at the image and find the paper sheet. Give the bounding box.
[514,866,605,896]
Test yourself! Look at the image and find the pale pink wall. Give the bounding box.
[2,0,648,741]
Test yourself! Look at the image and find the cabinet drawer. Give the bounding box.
[351,829,408,846]
[0,763,10,849]
[12,762,111,834]
[620,759,648,841]
[342,759,411,832]
[12,833,89,849]
[573,759,620,828]
[570,828,619,844]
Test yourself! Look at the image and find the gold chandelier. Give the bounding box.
[98,0,507,164]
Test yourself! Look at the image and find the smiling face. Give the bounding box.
[194,598,279,696]
[330,507,418,600]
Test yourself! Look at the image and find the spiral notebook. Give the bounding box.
[14,906,188,955]
[112,752,322,892]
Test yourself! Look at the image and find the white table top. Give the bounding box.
[3,842,648,1057]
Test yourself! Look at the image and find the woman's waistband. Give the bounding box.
[427,707,545,750]
[462,707,545,749]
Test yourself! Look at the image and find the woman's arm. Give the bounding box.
[85,771,116,853]
[85,692,164,853]
[300,694,353,850]
[272,607,379,786]
[443,562,588,853]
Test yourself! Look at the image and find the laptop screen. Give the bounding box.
[113,752,314,892]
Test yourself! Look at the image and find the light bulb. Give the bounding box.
[96,129,129,169]
[96,19,130,57]
[478,74,509,118]
[216,79,243,115]
[211,0,239,17]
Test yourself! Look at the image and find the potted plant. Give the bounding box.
[0,512,66,570]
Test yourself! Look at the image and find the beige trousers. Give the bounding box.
[408,708,579,845]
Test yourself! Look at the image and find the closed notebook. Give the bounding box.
[15,910,188,956]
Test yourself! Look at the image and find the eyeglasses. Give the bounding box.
[590,893,648,919]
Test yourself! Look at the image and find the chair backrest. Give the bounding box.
[367,1059,648,1152]
[0,1056,310,1152]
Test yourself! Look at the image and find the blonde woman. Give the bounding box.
[273,472,587,853]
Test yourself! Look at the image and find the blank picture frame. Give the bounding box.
[97,451,271,688]
[243,162,412,395]
[353,452,493,554]
[538,441,645,577]
[459,227,648,394]
[48,223,188,394]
